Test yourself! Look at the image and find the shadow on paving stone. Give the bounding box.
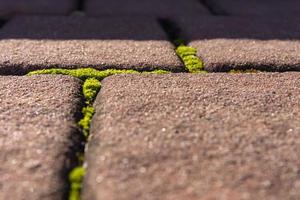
[0,0,76,19]
[0,15,184,75]
[85,0,209,18]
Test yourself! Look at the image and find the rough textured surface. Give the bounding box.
[0,16,183,75]
[206,0,300,16]
[175,16,300,72]
[83,73,300,200]
[86,0,209,18]
[0,0,76,19]
[0,75,83,200]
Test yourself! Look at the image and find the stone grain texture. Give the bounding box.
[205,0,300,16]
[0,15,183,75]
[0,0,76,19]
[176,16,300,72]
[0,75,83,200]
[83,73,300,200]
[86,0,209,18]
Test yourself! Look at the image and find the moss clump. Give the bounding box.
[28,68,172,80]
[83,78,101,105]
[28,68,139,81]
[69,167,85,200]
[175,45,206,73]
[143,70,170,74]
[78,106,94,138]
[229,69,261,74]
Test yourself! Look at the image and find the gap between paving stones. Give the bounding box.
[198,0,226,15]
[160,18,266,74]
[27,68,171,200]
[159,18,207,73]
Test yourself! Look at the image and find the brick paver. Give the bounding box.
[206,0,300,16]
[0,15,183,75]
[0,75,82,200]
[83,73,300,200]
[86,0,209,18]
[0,0,76,19]
[176,16,300,72]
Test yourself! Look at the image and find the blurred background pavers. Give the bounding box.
[86,0,209,18]
[0,0,76,19]
[175,16,300,72]
[0,75,82,200]
[83,73,300,200]
[0,15,183,75]
[204,0,300,16]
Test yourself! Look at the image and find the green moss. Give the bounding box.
[27,68,139,81]
[175,45,206,73]
[83,78,101,105]
[78,106,94,138]
[229,69,261,74]
[143,70,171,74]
[69,167,85,200]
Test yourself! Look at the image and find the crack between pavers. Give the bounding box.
[159,18,207,73]
[159,19,269,74]
[27,68,171,200]
[0,19,7,28]
[76,0,85,12]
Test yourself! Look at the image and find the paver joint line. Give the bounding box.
[27,67,172,200]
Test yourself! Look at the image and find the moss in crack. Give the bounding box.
[83,78,101,105]
[78,105,94,138]
[69,166,85,200]
[28,68,139,81]
[176,45,207,73]
[28,68,171,80]
[143,69,171,74]
[27,68,172,200]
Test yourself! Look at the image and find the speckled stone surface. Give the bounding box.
[83,73,300,200]
[0,0,76,19]
[175,16,300,72]
[205,0,300,16]
[0,15,183,75]
[86,0,209,18]
[0,75,83,200]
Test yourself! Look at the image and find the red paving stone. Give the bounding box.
[175,16,300,72]
[86,0,209,18]
[83,73,300,200]
[0,15,183,75]
[206,0,300,16]
[0,0,76,19]
[0,75,82,200]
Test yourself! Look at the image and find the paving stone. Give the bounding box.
[0,0,76,19]
[83,73,300,200]
[205,0,300,16]
[0,15,183,75]
[176,16,300,72]
[86,0,209,18]
[0,75,82,200]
